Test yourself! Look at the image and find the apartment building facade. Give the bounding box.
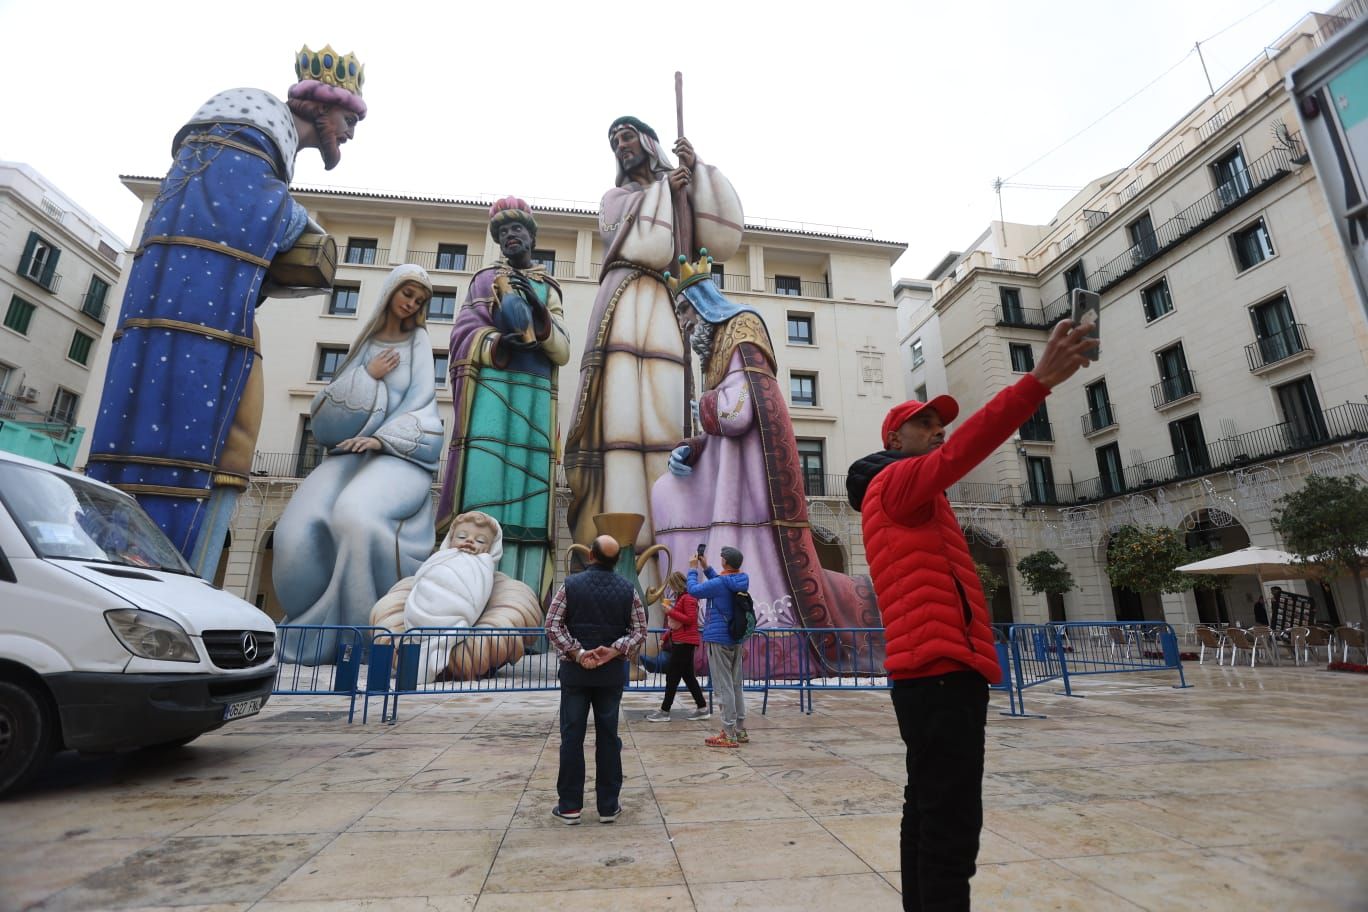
[920,11,1368,627]
[0,162,126,464]
[76,186,905,611]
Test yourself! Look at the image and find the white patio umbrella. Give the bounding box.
[1175,546,1322,592]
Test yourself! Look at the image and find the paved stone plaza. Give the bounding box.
[2,663,1365,911]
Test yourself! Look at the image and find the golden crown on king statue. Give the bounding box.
[664,249,715,295]
[295,44,365,97]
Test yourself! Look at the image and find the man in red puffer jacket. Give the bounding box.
[847,318,1096,912]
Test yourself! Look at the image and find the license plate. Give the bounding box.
[223,697,263,721]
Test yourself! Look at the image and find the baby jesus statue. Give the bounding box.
[371,511,542,682]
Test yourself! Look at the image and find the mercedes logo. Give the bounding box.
[241,631,259,663]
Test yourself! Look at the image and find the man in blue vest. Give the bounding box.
[544,534,647,824]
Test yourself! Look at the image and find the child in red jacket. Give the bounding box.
[646,572,710,721]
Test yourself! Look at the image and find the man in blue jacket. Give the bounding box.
[689,546,749,747]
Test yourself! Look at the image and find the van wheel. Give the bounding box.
[0,680,56,797]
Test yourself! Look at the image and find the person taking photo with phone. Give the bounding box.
[846,318,1097,911]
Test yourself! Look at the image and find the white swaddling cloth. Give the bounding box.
[402,516,504,682]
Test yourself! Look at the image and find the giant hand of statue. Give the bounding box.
[369,512,542,682]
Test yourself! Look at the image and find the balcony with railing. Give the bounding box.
[342,246,389,266]
[1038,401,1368,506]
[765,276,831,299]
[1245,324,1312,372]
[1090,143,1301,292]
[250,450,322,479]
[1151,370,1199,409]
[997,292,1071,329]
[404,249,483,273]
[1080,406,1117,436]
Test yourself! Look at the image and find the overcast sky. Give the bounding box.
[1,0,1323,279]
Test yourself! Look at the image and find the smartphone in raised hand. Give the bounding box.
[1071,289,1101,360]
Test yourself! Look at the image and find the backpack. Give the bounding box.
[728,590,757,642]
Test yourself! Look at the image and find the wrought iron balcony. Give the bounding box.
[1151,370,1198,409]
[946,481,1020,505]
[1019,415,1054,442]
[765,276,831,299]
[1080,407,1117,436]
[404,250,483,273]
[342,246,389,266]
[250,450,321,479]
[1245,324,1311,371]
[80,292,107,323]
[1090,144,1301,292]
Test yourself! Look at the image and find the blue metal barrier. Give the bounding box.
[272,620,1187,723]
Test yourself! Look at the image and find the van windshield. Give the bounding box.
[0,462,193,574]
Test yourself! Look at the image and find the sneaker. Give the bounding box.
[705,730,740,748]
[736,728,749,743]
[645,710,671,723]
[600,806,622,823]
[551,807,581,825]
[686,706,711,721]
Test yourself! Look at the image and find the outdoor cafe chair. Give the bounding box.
[1225,627,1274,667]
[1248,625,1279,666]
[1107,626,1138,659]
[1301,626,1333,665]
[1194,625,1227,666]
[1335,626,1366,664]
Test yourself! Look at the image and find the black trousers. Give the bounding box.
[660,643,705,711]
[556,681,624,816]
[890,671,989,912]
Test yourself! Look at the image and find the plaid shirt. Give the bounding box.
[545,581,647,660]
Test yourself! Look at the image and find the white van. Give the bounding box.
[0,451,277,795]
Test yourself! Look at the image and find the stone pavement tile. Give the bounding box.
[351,788,523,831]
[0,837,158,912]
[252,900,474,912]
[983,801,1188,858]
[178,791,383,837]
[509,786,660,828]
[1212,838,1368,909]
[644,760,766,787]
[482,823,682,893]
[0,792,244,844]
[41,834,333,910]
[971,859,1148,911]
[1113,788,1366,847]
[770,774,904,817]
[264,830,501,901]
[653,781,808,824]
[691,872,901,912]
[1055,847,1353,912]
[752,754,887,785]
[473,885,693,911]
[978,826,1044,864]
[668,818,870,885]
[986,745,1092,772]
[262,744,445,793]
[816,812,901,871]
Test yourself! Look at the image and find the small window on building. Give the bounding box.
[344,238,378,265]
[68,331,94,366]
[428,291,457,321]
[1231,218,1274,271]
[999,287,1024,323]
[49,388,78,425]
[796,438,826,496]
[1025,456,1056,503]
[1096,442,1125,496]
[1274,375,1329,445]
[329,285,360,316]
[914,384,927,402]
[1128,212,1157,259]
[315,346,348,382]
[791,372,817,406]
[711,263,725,287]
[1155,343,1194,403]
[433,352,449,387]
[787,313,813,345]
[84,276,110,321]
[4,296,36,335]
[774,275,802,296]
[1085,379,1114,432]
[911,338,925,367]
[1141,278,1174,322]
[1169,414,1211,476]
[295,416,324,476]
[531,249,556,274]
[435,243,467,271]
[19,232,61,289]
[1064,261,1088,292]
[1009,342,1035,373]
[1213,146,1251,203]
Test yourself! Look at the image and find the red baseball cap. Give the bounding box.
[881,396,960,448]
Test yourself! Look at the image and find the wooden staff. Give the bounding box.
[675,71,685,139]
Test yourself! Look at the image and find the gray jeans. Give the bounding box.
[707,642,746,736]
